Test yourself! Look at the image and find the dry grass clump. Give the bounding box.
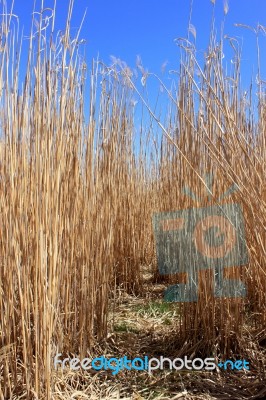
[0,0,265,399]
[0,0,151,397]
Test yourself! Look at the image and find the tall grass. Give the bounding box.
[147,32,266,354]
[0,0,265,398]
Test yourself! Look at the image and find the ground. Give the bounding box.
[52,266,266,400]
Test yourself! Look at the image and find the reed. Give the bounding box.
[0,0,265,398]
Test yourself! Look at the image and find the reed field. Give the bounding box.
[0,0,265,399]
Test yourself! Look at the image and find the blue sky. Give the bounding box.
[10,0,266,124]
[12,0,266,74]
